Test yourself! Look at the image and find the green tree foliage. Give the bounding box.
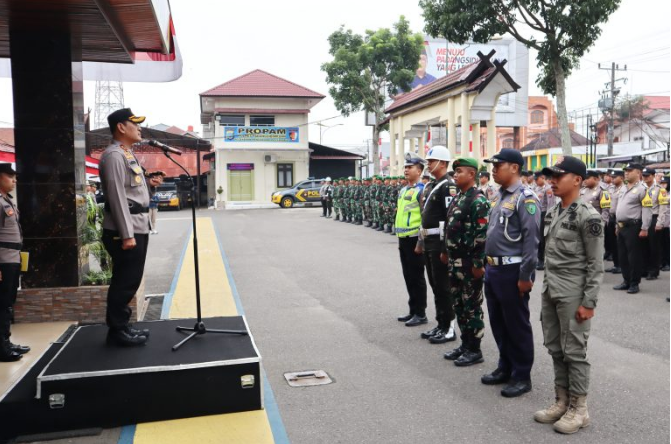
[420,0,622,155]
[321,16,424,174]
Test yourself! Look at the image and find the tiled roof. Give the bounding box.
[385,52,519,114]
[201,70,325,98]
[644,96,670,111]
[521,128,588,152]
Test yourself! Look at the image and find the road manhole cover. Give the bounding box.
[284,370,332,387]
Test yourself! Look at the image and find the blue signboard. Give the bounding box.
[223,126,299,143]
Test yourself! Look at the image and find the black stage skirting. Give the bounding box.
[0,317,263,439]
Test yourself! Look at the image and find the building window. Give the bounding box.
[502,138,514,149]
[530,110,544,124]
[277,163,293,188]
[218,115,245,126]
[250,115,275,127]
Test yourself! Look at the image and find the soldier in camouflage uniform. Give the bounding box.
[351,178,362,225]
[442,158,490,367]
[369,177,379,228]
[342,178,352,223]
[378,177,390,232]
[332,179,341,221]
[386,177,399,234]
[362,178,372,227]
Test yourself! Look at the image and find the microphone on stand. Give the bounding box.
[148,139,183,156]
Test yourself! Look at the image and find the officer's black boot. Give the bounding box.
[334,214,340,221]
[0,339,21,362]
[454,337,484,367]
[125,324,151,338]
[376,224,385,232]
[107,328,148,347]
[371,222,378,229]
[384,224,392,233]
[444,343,466,360]
[0,310,20,361]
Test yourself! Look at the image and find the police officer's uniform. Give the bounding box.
[641,168,661,279]
[658,176,670,272]
[482,149,540,398]
[0,164,29,361]
[535,156,604,434]
[579,171,610,227]
[533,171,554,270]
[614,163,652,293]
[478,172,497,202]
[100,109,152,343]
[605,170,624,272]
[395,153,427,326]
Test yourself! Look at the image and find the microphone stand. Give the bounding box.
[159,150,248,352]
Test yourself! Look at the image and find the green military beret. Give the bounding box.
[453,157,479,170]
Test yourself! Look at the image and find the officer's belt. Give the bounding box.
[617,219,641,228]
[0,241,22,250]
[104,199,149,215]
[419,228,441,237]
[486,256,522,266]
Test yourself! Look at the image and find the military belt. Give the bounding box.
[486,256,522,266]
[0,241,22,250]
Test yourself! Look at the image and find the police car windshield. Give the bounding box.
[157,183,177,191]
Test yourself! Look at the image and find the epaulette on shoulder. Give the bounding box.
[522,187,536,198]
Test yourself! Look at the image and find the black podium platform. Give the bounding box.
[0,317,262,439]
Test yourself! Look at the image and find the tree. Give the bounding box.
[321,16,424,174]
[420,0,621,156]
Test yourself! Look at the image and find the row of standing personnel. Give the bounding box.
[391,146,605,435]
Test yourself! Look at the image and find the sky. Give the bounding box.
[0,0,669,156]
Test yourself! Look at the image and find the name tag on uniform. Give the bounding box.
[3,205,13,217]
[561,221,578,231]
[502,202,515,210]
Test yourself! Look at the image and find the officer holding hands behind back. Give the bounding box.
[100,108,163,347]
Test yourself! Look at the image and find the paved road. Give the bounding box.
[213,208,669,444]
[37,208,670,443]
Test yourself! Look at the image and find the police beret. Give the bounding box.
[586,169,600,178]
[453,157,479,170]
[642,167,656,175]
[610,169,624,177]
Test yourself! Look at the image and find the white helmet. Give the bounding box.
[325,177,332,182]
[425,145,451,162]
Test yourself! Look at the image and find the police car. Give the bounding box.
[156,182,183,210]
[271,179,325,208]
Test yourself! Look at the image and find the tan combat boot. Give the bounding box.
[533,386,569,424]
[553,393,590,434]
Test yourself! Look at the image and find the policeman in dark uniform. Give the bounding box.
[481,149,540,398]
[0,164,30,361]
[416,146,458,343]
[100,108,163,346]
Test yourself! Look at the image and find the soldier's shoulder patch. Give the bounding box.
[587,218,603,237]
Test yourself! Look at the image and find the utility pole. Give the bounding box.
[598,62,627,156]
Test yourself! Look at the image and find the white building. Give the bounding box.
[200,70,324,208]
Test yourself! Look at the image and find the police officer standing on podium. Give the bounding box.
[0,164,30,362]
[481,148,540,398]
[100,108,163,346]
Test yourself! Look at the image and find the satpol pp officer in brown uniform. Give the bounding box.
[100,108,163,346]
[0,164,30,362]
[534,156,604,434]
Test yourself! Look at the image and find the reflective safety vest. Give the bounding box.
[395,183,424,237]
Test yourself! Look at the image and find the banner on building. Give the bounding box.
[223,126,299,143]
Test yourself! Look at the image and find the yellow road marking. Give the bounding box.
[135,217,275,444]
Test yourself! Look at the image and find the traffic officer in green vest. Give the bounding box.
[0,163,30,362]
[481,148,540,398]
[395,153,428,327]
[416,146,458,344]
[441,157,490,366]
[534,156,604,434]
